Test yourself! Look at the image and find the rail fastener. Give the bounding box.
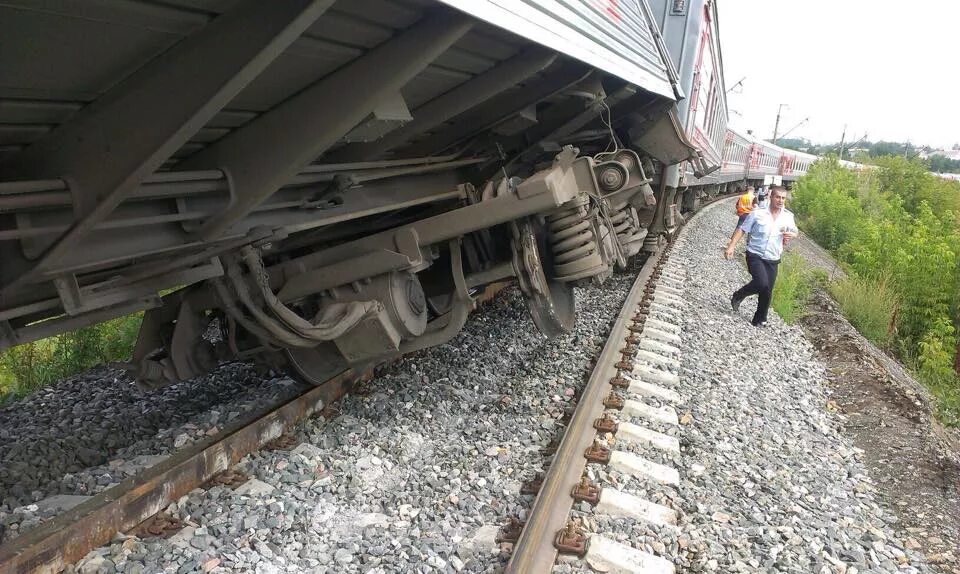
[570,477,601,505]
[614,359,634,371]
[203,468,250,490]
[609,376,630,389]
[134,513,184,539]
[553,521,588,556]
[497,517,525,544]
[584,441,612,464]
[603,393,625,410]
[263,432,299,451]
[521,477,544,495]
[593,414,618,434]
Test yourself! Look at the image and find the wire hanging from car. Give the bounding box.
[599,100,623,154]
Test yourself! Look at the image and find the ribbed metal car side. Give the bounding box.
[438,0,677,101]
[648,0,728,186]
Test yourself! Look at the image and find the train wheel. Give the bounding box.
[281,342,348,386]
[511,217,576,338]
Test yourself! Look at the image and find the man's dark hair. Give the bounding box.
[770,185,788,197]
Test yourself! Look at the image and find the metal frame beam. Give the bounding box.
[400,64,593,157]
[0,0,333,285]
[505,83,638,172]
[181,10,474,241]
[325,47,559,163]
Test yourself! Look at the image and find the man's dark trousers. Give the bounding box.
[733,251,780,325]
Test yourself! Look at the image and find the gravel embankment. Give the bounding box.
[578,199,933,573]
[50,272,637,573]
[0,363,305,542]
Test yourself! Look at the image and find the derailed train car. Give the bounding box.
[649,1,819,208]
[720,129,818,188]
[0,0,715,388]
[649,0,729,214]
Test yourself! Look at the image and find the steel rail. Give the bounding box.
[505,244,666,574]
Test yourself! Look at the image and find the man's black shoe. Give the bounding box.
[730,295,741,312]
[752,320,768,328]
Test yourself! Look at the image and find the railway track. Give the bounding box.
[506,223,693,574]
[1,194,930,574]
[2,262,681,572]
[0,198,718,573]
[0,256,671,574]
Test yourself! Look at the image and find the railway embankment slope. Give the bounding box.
[792,232,960,573]
[658,199,946,573]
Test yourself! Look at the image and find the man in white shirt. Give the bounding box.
[722,186,798,326]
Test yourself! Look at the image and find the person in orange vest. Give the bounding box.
[734,186,757,230]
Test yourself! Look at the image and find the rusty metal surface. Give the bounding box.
[504,245,665,574]
[0,370,355,574]
[553,520,587,556]
[570,477,600,506]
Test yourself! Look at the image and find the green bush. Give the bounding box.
[0,313,142,399]
[828,275,898,348]
[771,252,811,324]
[791,155,960,426]
[915,319,960,426]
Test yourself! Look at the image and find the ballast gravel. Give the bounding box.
[4,199,938,574]
[0,363,305,542]
[557,199,935,574]
[58,272,637,573]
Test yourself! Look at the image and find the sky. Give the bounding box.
[717,0,960,149]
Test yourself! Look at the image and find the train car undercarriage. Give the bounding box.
[0,0,703,388]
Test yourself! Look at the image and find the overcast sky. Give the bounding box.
[717,1,960,148]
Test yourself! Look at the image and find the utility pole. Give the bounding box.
[838,124,847,160]
[772,103,787,144]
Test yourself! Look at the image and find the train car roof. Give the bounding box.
[726,127,819,161]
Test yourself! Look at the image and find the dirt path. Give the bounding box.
[793,236,960,572]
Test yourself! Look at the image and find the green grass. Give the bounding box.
[921,370,960,427]
[771,252,812,324]
[828,275,898,348]
[826,273,960,426]
[0,313,142,400]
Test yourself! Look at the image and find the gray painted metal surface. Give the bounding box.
[437,0,676,100]
[648,0,727,187]
[0,0,691,361]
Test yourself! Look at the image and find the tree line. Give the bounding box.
[777,138,960,173]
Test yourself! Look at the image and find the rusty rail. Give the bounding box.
[504,244,666,573]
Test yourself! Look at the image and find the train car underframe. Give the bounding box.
[0,132,671,389]
[128,144,662,388]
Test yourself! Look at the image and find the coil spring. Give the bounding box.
[608,202,646,263]
[546,194,606,282]
[609,208,632,237]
